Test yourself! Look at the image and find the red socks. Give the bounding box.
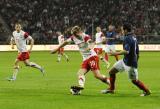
[109,73,116,90]
[105,53,108,61]
[132,80,149,92]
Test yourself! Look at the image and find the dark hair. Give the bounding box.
[123,23,132,32]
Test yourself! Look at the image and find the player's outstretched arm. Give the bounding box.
[109,50,129,56]
[51,40,69,54]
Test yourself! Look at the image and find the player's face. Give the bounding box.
[121,26,125,35]
[15,24,21,32]
[108,25,113,31]
[96,27,101,32]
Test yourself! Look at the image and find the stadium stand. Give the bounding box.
[0,0,159,44]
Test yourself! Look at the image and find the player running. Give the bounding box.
[56,31,69,62]
[101,23,151,96]
[94,27,110,68]
[8,23,45,81]
[105,25,119,62]
[51,26,110,94]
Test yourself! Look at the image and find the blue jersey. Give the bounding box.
[106,31,116,45]
[123,33,139,68]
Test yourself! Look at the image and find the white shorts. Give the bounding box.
[105,45,116,53]
[113,59,138,80]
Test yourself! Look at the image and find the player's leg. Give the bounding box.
[88,56,109,84]
[111,45,119,61]
[101,60,124,94]
[104,46,110,68]
[77,68,88,88]
[8,59,20,81]
[24,59,45,75]
[71,68,88,91]
[57,49,62,62]
[128,68,151,96]
[92,70,110,85]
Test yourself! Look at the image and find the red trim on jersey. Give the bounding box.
[101,32,104,37]
[84,35,90,42]
[70,35,74,41]
[24,32,29,38]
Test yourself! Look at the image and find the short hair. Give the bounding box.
[15,22,21,26]
[71,26,81,35]
[123,23,132,32]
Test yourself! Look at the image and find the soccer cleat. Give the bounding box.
[7,77,16,81]
[101,89,114,94]
[71,85,84,90]
[140,91,151,96]
[40,67,45,76]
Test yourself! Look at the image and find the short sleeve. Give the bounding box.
[84,35,91,42]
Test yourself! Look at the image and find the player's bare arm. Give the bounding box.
[28,37,34,52]
[10,37,15,49]
[109,50,129,56]
[51,40,69,54]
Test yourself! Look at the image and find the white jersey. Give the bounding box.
[58,35,64,45]
[95,31,103,48]
[12,30,32,52]
[67,33,97,61]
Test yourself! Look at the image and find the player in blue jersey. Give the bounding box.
[101,23,151,96]
[104,25,119,62]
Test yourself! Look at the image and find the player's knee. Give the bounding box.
[94,73,100,79]
[14,66,19,69]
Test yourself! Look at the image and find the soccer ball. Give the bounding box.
[70,88,81,95]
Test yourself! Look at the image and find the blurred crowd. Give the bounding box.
[0,0,160,44]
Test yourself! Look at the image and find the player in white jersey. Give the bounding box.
[8,23,45,81]
[56,31,69,62]
[51,26,110,94]
[94,27,110,68]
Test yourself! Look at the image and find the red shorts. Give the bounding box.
[81,56,100,71]
[17,52,30,61]
[94,48,103,55]
[58,48,64,54]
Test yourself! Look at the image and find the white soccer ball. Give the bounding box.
[70,88,81,95]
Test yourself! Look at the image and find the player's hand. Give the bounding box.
[51,48,58,54]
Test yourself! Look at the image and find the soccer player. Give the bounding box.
[101,23,151,96]
[56,31,69,62]
[94,27,110,68]
[8,23,45,81]
[51,26,110,93]
[105,25,119,62]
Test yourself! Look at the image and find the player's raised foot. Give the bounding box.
[140,90,151,96]
[7,77,16,81]
[71,85,84,90]
[101,89,114,94]
[40,67,45,76]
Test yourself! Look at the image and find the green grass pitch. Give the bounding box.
[0,51,160,109]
